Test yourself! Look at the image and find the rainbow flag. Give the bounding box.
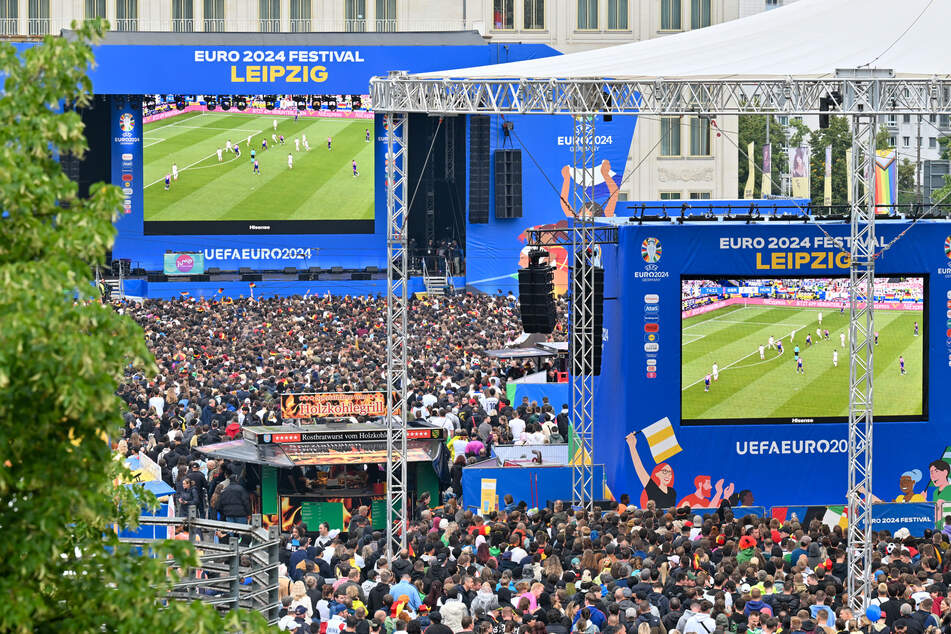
[874,149,897,215]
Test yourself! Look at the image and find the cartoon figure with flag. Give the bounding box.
[626,417,681,509]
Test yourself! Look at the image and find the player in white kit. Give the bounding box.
[246,134,252,147]
[768,335,775,349]
[816,327,822,341]
[295,138,300,152]
[273,119,277,131]
[759,345,765,360]
[712,362,719,382]
[216,148,223,162]
[818,311,823,326]
[287,153,293,169]
[840,332,846,347]
[171,163,178,181]
[833,349,838,367]
[226,139,232,153]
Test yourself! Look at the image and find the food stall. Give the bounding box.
[197,421,447,532]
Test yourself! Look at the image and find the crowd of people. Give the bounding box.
[112,292,569,510]
[270,500,951,634]
[107,292,951,634]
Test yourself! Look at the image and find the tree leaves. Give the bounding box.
[0,22,271,633]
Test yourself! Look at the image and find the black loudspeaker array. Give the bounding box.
[468,116,490,223]
[494,149,522,219]
[571,262,604,376]
[517,254,556,334]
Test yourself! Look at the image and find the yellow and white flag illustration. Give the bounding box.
[642,417,682,463]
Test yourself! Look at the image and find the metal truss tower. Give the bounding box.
[570,115,597,513]
[384,104,409,559]
[840,69,886,615]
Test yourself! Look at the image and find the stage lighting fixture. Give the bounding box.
[264,96,276,110]
[235,96,247,111]
[143,95,156,110]
[220,95,231,111]
[351,95,362,109]
[175,95,186,110]
[205,95,217,110]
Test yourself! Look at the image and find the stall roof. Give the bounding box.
[485,347,555,359]
[199,422,445,468]
[414,0,949,81]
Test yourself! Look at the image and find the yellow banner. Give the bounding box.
[744,141,755,199]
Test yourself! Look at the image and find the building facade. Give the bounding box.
[0,0,804,200]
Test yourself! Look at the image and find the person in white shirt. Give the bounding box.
[508,416,526,439]
[818,311,823,326]
[148,393,165,417]
[768,336,775,349]
[683,601,716,634]
[216,147,223,162]
[840,332,846,347]
[833,349,838,367]
[711,362,719,382]
[295,137,300,152]
[287,153,293,169]
[759,345,765,360]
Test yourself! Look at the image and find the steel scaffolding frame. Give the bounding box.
[841,69,884,615]
[570,115,597,512]
[376,69,951,605]
[384,108,409,559]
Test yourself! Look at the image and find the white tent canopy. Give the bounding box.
[415,0,949,81]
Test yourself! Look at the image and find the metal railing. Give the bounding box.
[118,511,281,624]
[0,17,471,36]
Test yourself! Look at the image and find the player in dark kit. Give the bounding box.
[797,357,804,374]
[776,340,783,355]
[365,128,370,142]
[914,321,919,336]
[899,355,906,375]
[262,138,268,151]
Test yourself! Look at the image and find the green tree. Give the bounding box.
[897,158,917,205]
[929,137,951,207]
[0,23,270,632]
[737,114,787,197]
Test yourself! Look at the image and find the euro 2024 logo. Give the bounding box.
[119,113,135,133]
[641,237,662,270]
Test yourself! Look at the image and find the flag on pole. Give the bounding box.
[762,144,772,197]
[180,291,189,297]
[744,141,755,199]
[823,145,833,207]
[641,417,682,463]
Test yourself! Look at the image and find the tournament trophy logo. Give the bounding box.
[944,235,951,259]
[118,112,135,133]
[641,237,662,264]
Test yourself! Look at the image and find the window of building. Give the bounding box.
[690,0,710,29]
[172,0,193,31]
[577,0,597,29]
[690,117,711,156]
[85,0,105,19]
[941,115,950,128]
[29,0,49,35]
[660,0,681,30]
[689,192,712,200]
[902,136,910,147]
[930,137,938,149]
[203,0,223,31]
[930,114,938,124]
[524,0,544,29]
[259,0,279,31]
[765,0,780,6]
[0,0,16,35]
[607,0,628,29]
[660,117,681,156]
[493,0,514,29]
[115,0,137,31]
[886,114,896,124]
[376,0,395,31]
[888,136,897,147]
[290,0,311,31]
[918,137,923,147]
[660,192,682,200]
[345,0,366,31]
[777,115,789,126]
[903,114,911,124]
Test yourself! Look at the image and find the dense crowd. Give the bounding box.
[112,292,569,511]
[269,501,951,634]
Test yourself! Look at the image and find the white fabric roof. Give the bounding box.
[416,0,950,81]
